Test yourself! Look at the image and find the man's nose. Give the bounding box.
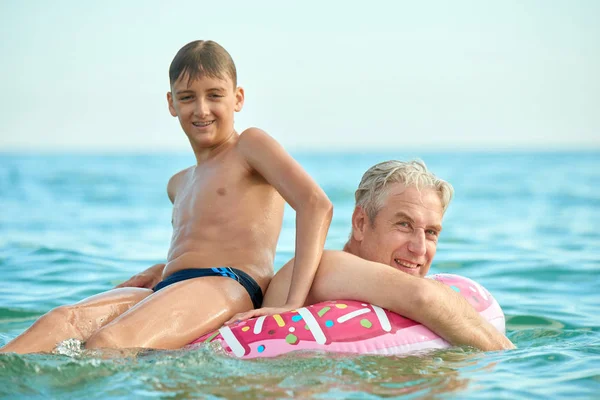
[407,229,426,256]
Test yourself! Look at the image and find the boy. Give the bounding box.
[1,40,332,354]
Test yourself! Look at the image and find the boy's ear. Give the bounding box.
[167,92,177,117]
[351,206,367,242]
[234,86,245,112]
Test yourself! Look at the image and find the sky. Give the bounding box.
[1,0,598,152]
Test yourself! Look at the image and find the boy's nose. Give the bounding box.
[407,229,426,256]
[195,100,210,117]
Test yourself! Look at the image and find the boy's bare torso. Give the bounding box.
[163,137,285,291]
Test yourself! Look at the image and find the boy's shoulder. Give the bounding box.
[234,127,303,180]
[237,127,269,146]
[236,127,283,159]
[167,166,193,203]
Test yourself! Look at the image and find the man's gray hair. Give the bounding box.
[355,160,454,222]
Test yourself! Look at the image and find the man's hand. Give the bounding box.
[425,280,516,351]
[225,305,301,326]
[115,263,166,289]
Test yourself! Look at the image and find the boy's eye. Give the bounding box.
[209,93,224,98]
[179,95,193,101]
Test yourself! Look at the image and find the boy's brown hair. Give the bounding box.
[169,40,237,88]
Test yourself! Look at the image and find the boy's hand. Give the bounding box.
[115,263,165,289]
[225,305,301,325]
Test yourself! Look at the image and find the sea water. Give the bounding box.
[0,151,598,399]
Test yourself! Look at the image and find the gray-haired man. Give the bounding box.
[231,160,514,350]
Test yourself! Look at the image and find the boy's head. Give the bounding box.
[169,40,237,89]
[167,40,244,151]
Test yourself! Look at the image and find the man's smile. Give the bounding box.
[393,257,422,275]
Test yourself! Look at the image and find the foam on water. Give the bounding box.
[53,338,85,357]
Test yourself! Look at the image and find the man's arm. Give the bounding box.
[416,279,514,350]
[240,250,514,351]
[318,251,514,350]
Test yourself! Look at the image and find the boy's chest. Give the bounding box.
[173,164,261,220]
[187,163,249,198]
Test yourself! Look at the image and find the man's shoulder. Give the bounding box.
[322,249,360,263]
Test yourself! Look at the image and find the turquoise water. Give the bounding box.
[1,151,599,399]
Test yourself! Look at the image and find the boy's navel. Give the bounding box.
[217,187,227,196]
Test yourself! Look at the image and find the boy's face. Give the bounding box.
[167,73,244,148]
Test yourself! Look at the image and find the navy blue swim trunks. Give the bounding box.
[152,267,263,309]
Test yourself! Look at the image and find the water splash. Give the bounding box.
[53,338,84,357]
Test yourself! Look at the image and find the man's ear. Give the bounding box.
[167,92,177,117]
[234,86,245,112]
[351,206,367,242]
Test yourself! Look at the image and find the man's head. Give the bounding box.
[166,40,244,150]
[346,160,454,277]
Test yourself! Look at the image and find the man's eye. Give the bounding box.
[426,229,439,236]
[397,222,410,228]
[179,96,193,101]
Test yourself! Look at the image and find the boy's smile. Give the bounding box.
[193,121,215,127]
[167,74,244,152]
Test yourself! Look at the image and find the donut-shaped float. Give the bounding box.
[190,274,505,358]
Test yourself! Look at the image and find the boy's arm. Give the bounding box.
[115,170,185,289]
[238,128,333,313]
[115,263,165,289]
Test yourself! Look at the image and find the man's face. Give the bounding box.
[352,183,444,277]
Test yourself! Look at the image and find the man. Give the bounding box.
[228,160,514,350]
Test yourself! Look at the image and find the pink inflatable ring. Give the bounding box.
[190,274,505,358]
